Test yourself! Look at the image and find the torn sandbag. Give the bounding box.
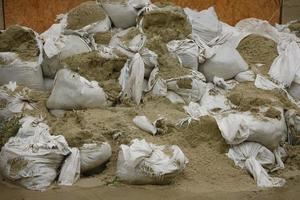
[235,70,255,82]
[268,41,300,87]
[199,45,248,82]
[140,5,192,42]
[58,148,80,186]
[184,7,222,44]
[199,83,232,111]
[80,143,112,173]
[285,109,300,145]
[65,1,111,34]
[119,53,145,104]
[0,25,44,90]
[47,69,107,110]
[116,139,188,184]
[214,109,287,150]
[0,116,70,190]
[100,0,150,29]
[227,142,286,187]
[41,33,92,78]
[177,102,209,126]
[133,116,166,135]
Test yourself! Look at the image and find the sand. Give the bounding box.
[237,34,278,76]
[62,51,127,100]
[289,21,300,38]
[0,25,39,62]
[142,5,192,43]
[93,31,113,45]
[66,1,107,30]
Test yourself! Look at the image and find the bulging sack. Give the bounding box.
[117,139,188,185]
[80,143,112,173]
[0,26,44,89]
[47,69,107,110]
[199,45,248,82]
[227,142,286,187]
[0,116,70,190]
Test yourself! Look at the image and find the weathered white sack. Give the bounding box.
[227,142,286,187]
[285,109,300,145]
[235,70,255,82]
[80,143,112,173]
[117,139,188,185]
[199,45,248,82]
[47,69,107,110]
[0,116,70,190]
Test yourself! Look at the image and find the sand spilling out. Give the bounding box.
[66,1,107,30]
[93,31,113,45]
[142,5,192,43]
[0,25,39,62]
[62,51,127,100]
[237,34,278,75]
[228,82,300,113]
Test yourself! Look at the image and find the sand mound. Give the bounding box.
[93,31,113,45]
[62,51,127,100]
[0,25,39,62]
[142,5,192,43]
[237,34,278,76]
[66,1,107,30]
[228,82,300,113]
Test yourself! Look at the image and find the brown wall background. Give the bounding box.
[4,0,280,33]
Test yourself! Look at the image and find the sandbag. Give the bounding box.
[215,109,287,150]
[199,45,248,82]
[285,109,300,145]
[58,148,80,186]
[0,26,44,90]
[116,139,188,184]
[100,0,150,28]
[47,69,107,110]
[0,116,70,190]
[288,82,300,101]
[227,142,286,187]
[119,53,145,104]
[268,41,300,87]
[80,143,112,173]
[184,7,222,44]
[235,70,255,82]
[65,1,111,34]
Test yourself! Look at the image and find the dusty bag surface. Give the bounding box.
[0,26,44,89]
[227,142,286,187]
[58,147,80,186]
[199,45,248,82]
[80,143,112,173]
[0,116,70,190]
[117,139,188,185]
[47,69,107,110]
[285,109,300,145]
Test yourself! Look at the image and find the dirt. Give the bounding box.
[0,117,21,148]
[228,82,300,112]
[121,27,141,46]
[0,25,39,62]
[62,51,127,100]
[142,5,192,43]
[264,107,282,120]
[288,21,300,38]
[94,31,113,45]
[66,1,107,30]
[237,34,278,76]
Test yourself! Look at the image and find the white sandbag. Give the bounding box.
[268,41,300,87]
[166,91,185,104]
[116,139,188,184]
[133,116,157,135]
[140,48,158,78]
[184,7,222,43]
[235,70,255,82]
[227,142,286,187]
[215,109,287,150]
[58,148,80,186]
[80,143,112,173]
[254,75,282,90]
[100,0,149,28]
[0,116,70,190]
[288,82,300,101]
[152,78,168,96]
[47,69,107,110]
[42,34,92,78]
[213,77,238,90]
[119,53,145,104]
[285,109,300,145]
[0,27,44,90]
[220,22,250,48]
[199,83,232,111]
[166,71,207,103]
[177,102,209,126]
[199,45,248,82]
